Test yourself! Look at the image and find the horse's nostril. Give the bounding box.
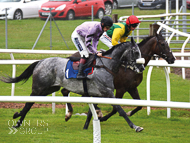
[167,58,175,64]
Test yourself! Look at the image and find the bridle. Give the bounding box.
[95,56,123,76]
[96,43,143,74]
[141,36,168,60]
[95,45,137,76]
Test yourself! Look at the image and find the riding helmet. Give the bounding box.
[101,16,113,28]
[126,15,141,28]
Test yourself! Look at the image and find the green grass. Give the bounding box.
[0,7,190,51]
[0,108,190,143]
[0,7,190,143]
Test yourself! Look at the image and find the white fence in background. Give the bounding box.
[157,22,190,80]
[119,13,190,23]
[145,22,190,118]
[119,13,190,43]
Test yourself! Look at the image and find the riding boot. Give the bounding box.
[77,58,87,79]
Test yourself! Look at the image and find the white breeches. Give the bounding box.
[71,30,90,58]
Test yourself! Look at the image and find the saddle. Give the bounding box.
[65,54,96,79]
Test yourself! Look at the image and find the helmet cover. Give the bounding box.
[126,15,141,25]
[101,16,113,28]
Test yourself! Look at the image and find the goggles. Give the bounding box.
[130,23,139,28]
[105,26,111,29]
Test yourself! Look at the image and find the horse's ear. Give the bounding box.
[158,30,163,36]
[153,29,158,36]
[131,37,135,45]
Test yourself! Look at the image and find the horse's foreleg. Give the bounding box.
[65,103,73,122]
[13,102,34,128]
[127,88,142,116]
[61,88,73,122]
[83,108,92,130]
[113,105,143,132]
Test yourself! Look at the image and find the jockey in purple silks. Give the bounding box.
[71,16,113,79]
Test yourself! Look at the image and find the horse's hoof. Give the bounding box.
[83,125,88,130]
[126,111,132,116]
[96,110,103,118]
[65,112,72,122]
[12,120,21,128]
[65,116,71,122]
[135,126,143,132]
[12,125,19,128]
[13,112,20,119]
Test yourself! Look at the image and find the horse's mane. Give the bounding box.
[102,42,130,56]
[138,36,154,47]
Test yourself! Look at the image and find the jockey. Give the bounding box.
[71,16,113,79]
[100,15,141,49]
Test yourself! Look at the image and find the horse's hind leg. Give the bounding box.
[99,89,125,122]
[13,102,34,128]
[99,106,117,122]
[127,88,142,116]
[13,86,61,128]
[113,105,143,132]
[61,88,73,122]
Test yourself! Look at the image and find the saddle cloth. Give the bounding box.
[65,60,94,79]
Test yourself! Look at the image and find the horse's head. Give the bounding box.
[120,37,145,73]
[154,31,176,64]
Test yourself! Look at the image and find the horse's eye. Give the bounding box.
[161,43,165,46]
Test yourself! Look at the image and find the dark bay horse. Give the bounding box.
[61,32,176,129]
[0,37,144,132]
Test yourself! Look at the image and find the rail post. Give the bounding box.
[112,14,118,23]
[149,24,160,36]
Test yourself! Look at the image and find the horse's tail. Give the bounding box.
[0,61,39,83]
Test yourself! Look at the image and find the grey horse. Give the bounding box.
[0,37,144,132]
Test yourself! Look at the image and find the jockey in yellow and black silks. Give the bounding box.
[100,15,141,49]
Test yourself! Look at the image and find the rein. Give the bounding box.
[95,55,122,76]
[100,55,112,59]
